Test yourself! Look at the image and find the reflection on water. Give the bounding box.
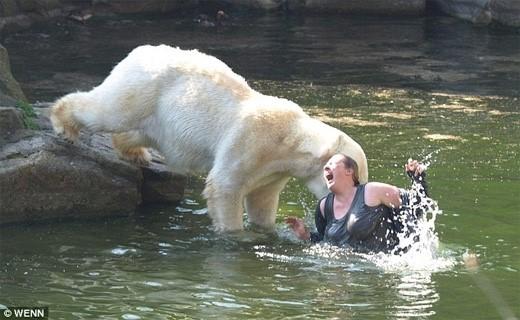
[1,11,519,320]
[255,244,443,319]
[0,203,449,319]
[3,13,520,101]
[257,187,450,319]
[0,171,518,319]
[393,272,439,318]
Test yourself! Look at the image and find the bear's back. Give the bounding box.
[119,45,254,100]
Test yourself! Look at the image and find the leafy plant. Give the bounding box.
[15,100,39,130]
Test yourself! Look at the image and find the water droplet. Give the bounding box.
[176,207,192,213]
[136,307,154,312]
[143,281,163,287]
[183,199,199,206]
[158,242,172,248]
[111,247,136,255]
[193,208,208,215]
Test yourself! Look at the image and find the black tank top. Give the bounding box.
[321,184,400,252]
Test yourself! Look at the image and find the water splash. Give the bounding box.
[367,158,454,271]
[299,158,457,273]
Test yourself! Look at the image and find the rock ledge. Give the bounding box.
[0,106,187,225]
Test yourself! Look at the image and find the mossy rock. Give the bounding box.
[0,45,27,104]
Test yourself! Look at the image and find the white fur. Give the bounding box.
[50,45,368,231]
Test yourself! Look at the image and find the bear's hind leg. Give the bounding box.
[51,90,153,142]
[112,131,152,166]
[245,177,290,230]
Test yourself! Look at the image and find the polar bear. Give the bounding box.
[50,45,368,232]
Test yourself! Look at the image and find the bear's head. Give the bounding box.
[301,121,368,199]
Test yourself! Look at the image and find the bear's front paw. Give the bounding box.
[50,100,80,143]
[50,118,80,143]
[55,125,80,143]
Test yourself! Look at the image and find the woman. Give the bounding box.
[285,154,431,253]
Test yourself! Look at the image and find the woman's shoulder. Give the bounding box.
[364,182,401,208]
[317,193,332,217]
[364,181,396,193]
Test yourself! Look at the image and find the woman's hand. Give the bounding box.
[285,216,311,240]
[405,159,426,178]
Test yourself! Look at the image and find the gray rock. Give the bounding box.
[0,107,24,140]
[0,1,74,34]
[430,0,520,26]
[0,108,187,225]
[0,92,18,106]
[0,14,33,34]
[0,133,143,224]
[0,0,21,17]
[141,162,187,204]
[220,0,283,11]
[16,0,62,12]
[220,0,426,15]
[92,0,200,14]
[288,0,426,15]
[490,0,520,27]
[0,0,64,17]
[431,0,492,23]
[78,130,186,205]
[0,45,27,105]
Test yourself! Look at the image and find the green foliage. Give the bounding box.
[15,100,39,130]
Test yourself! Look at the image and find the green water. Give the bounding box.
[1,12,519,320]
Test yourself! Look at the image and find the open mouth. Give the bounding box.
[325,172,334,183]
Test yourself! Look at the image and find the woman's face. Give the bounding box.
[323,154,350,191]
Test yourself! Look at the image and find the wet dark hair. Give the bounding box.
[338,153,360,185]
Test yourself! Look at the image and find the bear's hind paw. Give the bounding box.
[118,147,152,167]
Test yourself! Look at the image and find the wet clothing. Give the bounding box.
[310,173,430,253]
